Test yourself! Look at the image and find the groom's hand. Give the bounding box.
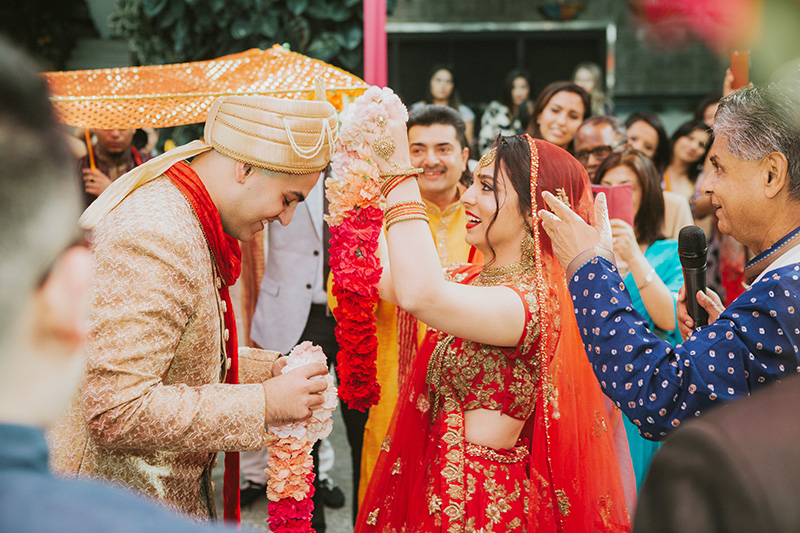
[262,363,328,426]
[271,356,288,377]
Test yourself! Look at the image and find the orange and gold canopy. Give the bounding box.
[44,45,367,129]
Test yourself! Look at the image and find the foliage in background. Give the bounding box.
[110,0,370,145]
[0,0,97,69]
[111,0,365,71]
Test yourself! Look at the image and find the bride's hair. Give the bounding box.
[486,135,594,262]
[481,135,531,263]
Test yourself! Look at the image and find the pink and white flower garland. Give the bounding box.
[265,342,337,533]
[326,86,408,411]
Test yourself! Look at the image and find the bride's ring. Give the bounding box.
[372,114,397,162]
[372,135,396,161]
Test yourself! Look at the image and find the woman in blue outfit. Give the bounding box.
[592,147,684,488]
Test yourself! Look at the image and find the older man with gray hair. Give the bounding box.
[538,78,800,440]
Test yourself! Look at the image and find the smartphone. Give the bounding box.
[591,184,634,226]
[730,50,749,90]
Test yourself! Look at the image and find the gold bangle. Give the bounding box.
[384,200,427,229]
[385,213,429,230]
[380,173,416,197]
[379,167,423,178]
[384,200,427,218]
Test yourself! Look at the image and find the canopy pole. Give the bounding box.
[84,128,96,169]
[363,0,387,87]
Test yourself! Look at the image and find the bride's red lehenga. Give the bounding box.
[356,136,633,532]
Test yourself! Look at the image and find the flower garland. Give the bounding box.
[326,86,408,411]
[266,342,338,533]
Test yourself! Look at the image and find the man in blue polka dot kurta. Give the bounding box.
[539,79,800,442]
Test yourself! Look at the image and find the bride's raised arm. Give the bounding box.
[371,114,526,348]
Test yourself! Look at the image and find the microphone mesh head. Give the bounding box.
[678,225,707,267]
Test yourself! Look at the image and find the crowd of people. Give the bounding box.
[6,26,800,533]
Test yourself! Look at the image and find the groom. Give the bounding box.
[50,87,338,522]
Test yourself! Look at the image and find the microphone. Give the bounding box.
[678,225,709,327]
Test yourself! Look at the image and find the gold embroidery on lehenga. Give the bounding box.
[426,260,548,531]
[440,405,466,532]
[555,489,571,516]
[426,334,456,418]
[428,494,442,515]
[441,462,461,483]
[542,372,560,420]
[443,502,462,519]
[381,435,392,452]
[447,483,465,501]
[593,410,608,436]
[461,456,526,531]
[391,458,402,475]
[416,394,430,413]
[366,508,379,525]
[465,443,528,464]
[598,494,615,529]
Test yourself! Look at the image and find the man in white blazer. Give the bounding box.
[240,171,366,529]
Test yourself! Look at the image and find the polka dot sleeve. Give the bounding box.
[569,257,800,441]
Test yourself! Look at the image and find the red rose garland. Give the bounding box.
[326,87,408,411]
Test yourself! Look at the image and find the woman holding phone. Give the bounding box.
[592,147,684,490]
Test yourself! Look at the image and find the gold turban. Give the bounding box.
[80,78,337,229]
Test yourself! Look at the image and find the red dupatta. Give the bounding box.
[164,161,243,524]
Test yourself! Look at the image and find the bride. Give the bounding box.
[355,127,633,531]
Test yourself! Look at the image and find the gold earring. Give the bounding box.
[521,223,535,260]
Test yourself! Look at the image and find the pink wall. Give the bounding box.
[363,0,387,87]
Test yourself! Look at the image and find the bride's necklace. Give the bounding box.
[476,257,534,286]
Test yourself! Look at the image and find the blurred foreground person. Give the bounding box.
[0,38,228,533]
[635,375,800,533]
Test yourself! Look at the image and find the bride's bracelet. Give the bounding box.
[379,167,423,197]
[384,200,429,230]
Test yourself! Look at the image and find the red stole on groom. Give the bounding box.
[165,161,243,524]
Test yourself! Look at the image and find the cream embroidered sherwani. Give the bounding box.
[50,177,278,517]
